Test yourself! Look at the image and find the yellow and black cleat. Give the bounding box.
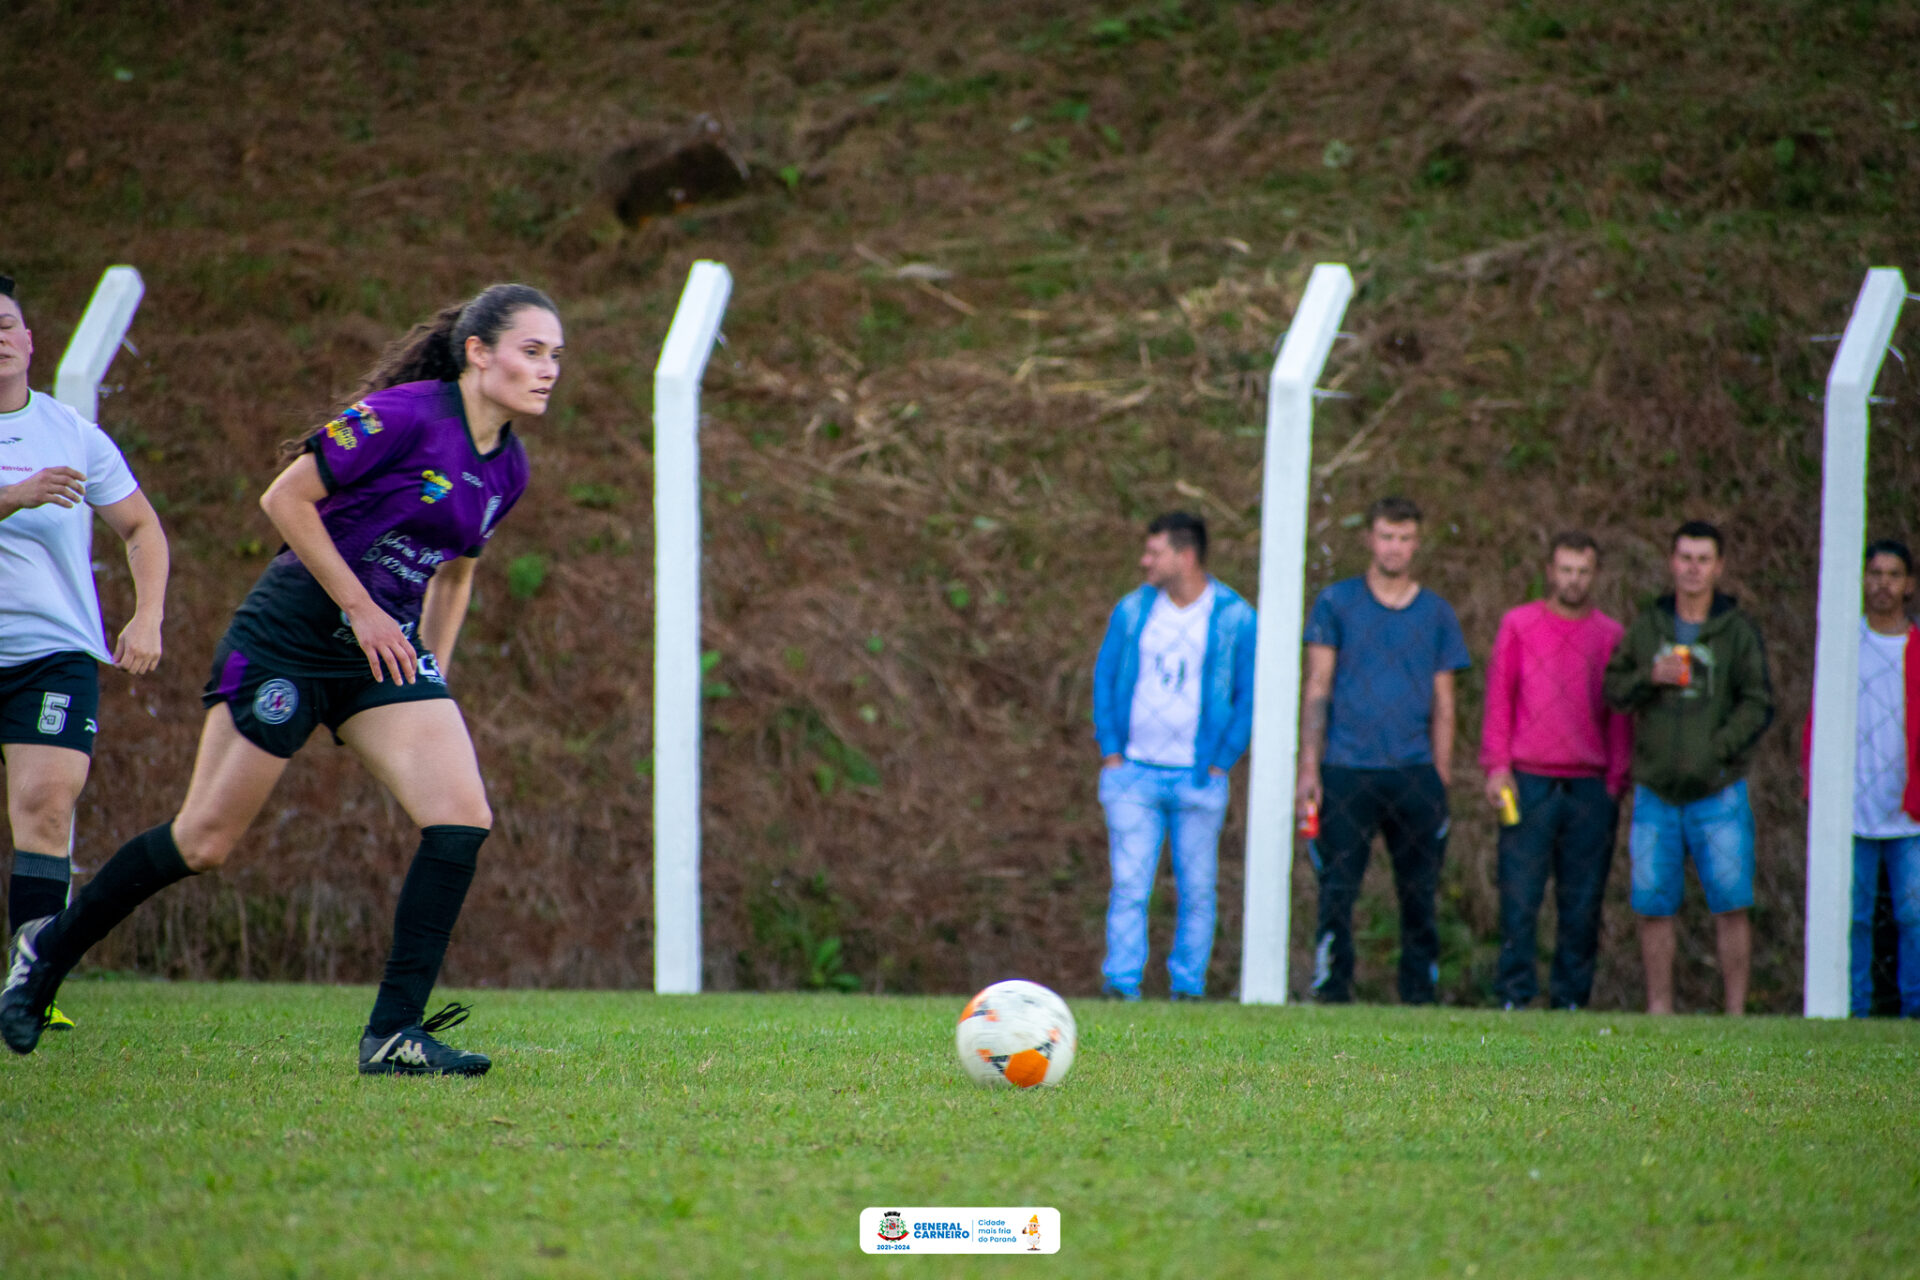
[42,1004,74,1031]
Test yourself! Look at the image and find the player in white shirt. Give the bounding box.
[0,275,169,1030]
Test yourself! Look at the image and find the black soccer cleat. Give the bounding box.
[358,1002,491,1077]
[1,918,57,1056]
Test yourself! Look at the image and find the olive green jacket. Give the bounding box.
[1602,593,1774,804]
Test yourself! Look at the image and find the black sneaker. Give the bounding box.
[1,918,56,1056]
[358,1002,491,1077]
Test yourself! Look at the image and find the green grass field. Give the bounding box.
[1,982,1914,1278]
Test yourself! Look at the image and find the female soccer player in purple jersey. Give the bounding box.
[2,283,563,1074]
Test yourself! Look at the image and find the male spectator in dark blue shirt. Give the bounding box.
[1296,496,1472,1004]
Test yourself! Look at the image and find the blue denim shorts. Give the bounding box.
[1628,780,1755,916]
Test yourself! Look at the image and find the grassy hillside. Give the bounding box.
[7,0,1919,1007]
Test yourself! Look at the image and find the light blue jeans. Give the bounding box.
[1629,781,1755,916]
[1099,760,1230,997]
[1852,835,1920,1018]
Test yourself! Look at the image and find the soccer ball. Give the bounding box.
[955,980,1077,1088]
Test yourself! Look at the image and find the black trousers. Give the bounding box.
[1493,772,1618,1009]
[1312,764,1449,1004]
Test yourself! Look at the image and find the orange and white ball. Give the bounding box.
[955,980,1077,1088]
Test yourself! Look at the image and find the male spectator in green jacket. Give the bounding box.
[1605,521,1774,1015]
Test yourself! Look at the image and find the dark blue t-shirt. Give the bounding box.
[1304,578,1472,769]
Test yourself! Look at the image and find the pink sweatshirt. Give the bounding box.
[1478,601,1632,794]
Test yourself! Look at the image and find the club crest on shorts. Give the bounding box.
[419,469,453,503]
[253,678,299,726]
[322,403,383,451]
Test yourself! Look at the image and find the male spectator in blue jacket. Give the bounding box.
[1296,496,1471,1004]
[1092,512,1257,1001]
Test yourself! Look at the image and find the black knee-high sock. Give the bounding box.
[367,825,488,1037]
[9,850,72,936]
[36,824,194,981]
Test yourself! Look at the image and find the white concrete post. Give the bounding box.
[653,260,732,995]
[1241,263,1354,1005]
[53,265,144,422]
[1805,267,1905,1018]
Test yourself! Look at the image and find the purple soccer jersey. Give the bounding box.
[223,380,529,675]
[301,380,528,611]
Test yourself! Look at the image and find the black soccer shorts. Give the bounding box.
[202,638,452,759]
[0,652,100,756]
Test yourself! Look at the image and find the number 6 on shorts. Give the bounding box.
[38,692,71,736]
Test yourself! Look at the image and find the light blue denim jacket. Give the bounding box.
[1092,580,1258,784]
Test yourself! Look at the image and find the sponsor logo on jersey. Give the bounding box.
[0,436,20,446]
[322,403,383,451]
[419,469,453,503]
[253,678,300,726]
[480,494,503,536]
[461,471,482,487]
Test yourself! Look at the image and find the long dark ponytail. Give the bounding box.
[283,283,560,460]
[358,282,560,395]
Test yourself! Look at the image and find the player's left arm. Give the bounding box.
[93,489,169,675]
[1430,669,1457,787]
[419,554,478,679]
[1712,620,1775,761]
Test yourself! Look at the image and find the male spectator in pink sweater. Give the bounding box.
[1480,532,1632,1010]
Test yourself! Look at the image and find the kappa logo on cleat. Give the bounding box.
[368,1033,429,1067]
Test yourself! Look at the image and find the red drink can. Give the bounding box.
[1297,801,1320,840]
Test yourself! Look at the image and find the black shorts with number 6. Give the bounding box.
[202,637,452,759]
[0,651,101,756]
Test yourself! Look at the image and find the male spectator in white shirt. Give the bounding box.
[1801,539,1920,1017]
[0,275,169,1030]
[1091,512,1257,1000]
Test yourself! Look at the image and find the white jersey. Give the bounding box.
[0,390,140,665]
[1855,619,1920,838]
[1126,583,1214,767]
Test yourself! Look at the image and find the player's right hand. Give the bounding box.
[347,602,417,684]
[1483,768,1515,810]
[1294,770,1321,810]
[4,466,87,510]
